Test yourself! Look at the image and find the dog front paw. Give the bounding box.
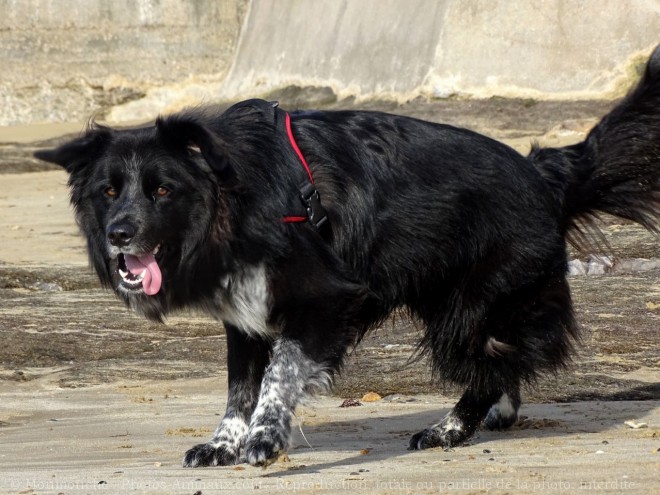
[244,427,287,467]
[183,442,240,467]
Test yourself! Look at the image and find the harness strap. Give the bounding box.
[285,113,315,185]
[281,112,328,229]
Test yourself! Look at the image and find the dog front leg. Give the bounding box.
[183,324,271,467]
[244,337,332,466]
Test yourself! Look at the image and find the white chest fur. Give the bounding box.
[213,264,275,338]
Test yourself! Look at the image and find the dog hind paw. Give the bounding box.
[182,442,240,467]
[408,414,470,451]
[484,407,518,430]
[484,393,519,430]
[408,426,467,450]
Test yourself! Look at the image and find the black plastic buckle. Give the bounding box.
[299,182,328,229]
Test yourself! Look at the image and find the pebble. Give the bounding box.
[624,420,648,429]
[29,281,63,292]
[361,392,382,402]
[569,256,660,276]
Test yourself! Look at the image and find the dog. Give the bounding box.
[35,46,660,467]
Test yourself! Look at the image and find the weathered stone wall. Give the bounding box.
[1,0,658,125]
[0,0,248,125]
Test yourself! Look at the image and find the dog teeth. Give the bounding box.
[119,268,145,286]
[153,245,161,255]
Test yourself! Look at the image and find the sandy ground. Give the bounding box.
[1,375,658,495]
[0,100,659,494]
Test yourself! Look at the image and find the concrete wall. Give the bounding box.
[223,0,659,101]
[1,0,658,125]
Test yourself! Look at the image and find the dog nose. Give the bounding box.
[107,223,136,247]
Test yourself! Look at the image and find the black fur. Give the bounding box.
[35,46,660,466]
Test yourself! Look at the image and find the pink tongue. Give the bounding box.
[124,253,162,296]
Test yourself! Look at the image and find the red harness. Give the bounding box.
[281,112,328,229]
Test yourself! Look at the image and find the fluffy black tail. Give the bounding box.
[530,45,660,247]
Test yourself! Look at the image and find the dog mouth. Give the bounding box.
[117,245,163,296]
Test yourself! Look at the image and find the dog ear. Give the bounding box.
[156,113,234,181]
[34,126,111,174]
[646,44,660,80]
[222,98,279,119]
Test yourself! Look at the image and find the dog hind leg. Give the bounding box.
[410,271,575,451]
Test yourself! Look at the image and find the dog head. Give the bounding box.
[34,111,245,320]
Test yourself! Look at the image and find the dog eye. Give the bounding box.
[154,186,170,197]
[104,187,118,198]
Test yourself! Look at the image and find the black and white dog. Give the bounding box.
[35,46,660,467]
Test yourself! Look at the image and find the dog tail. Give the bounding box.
[529,45,660,248]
